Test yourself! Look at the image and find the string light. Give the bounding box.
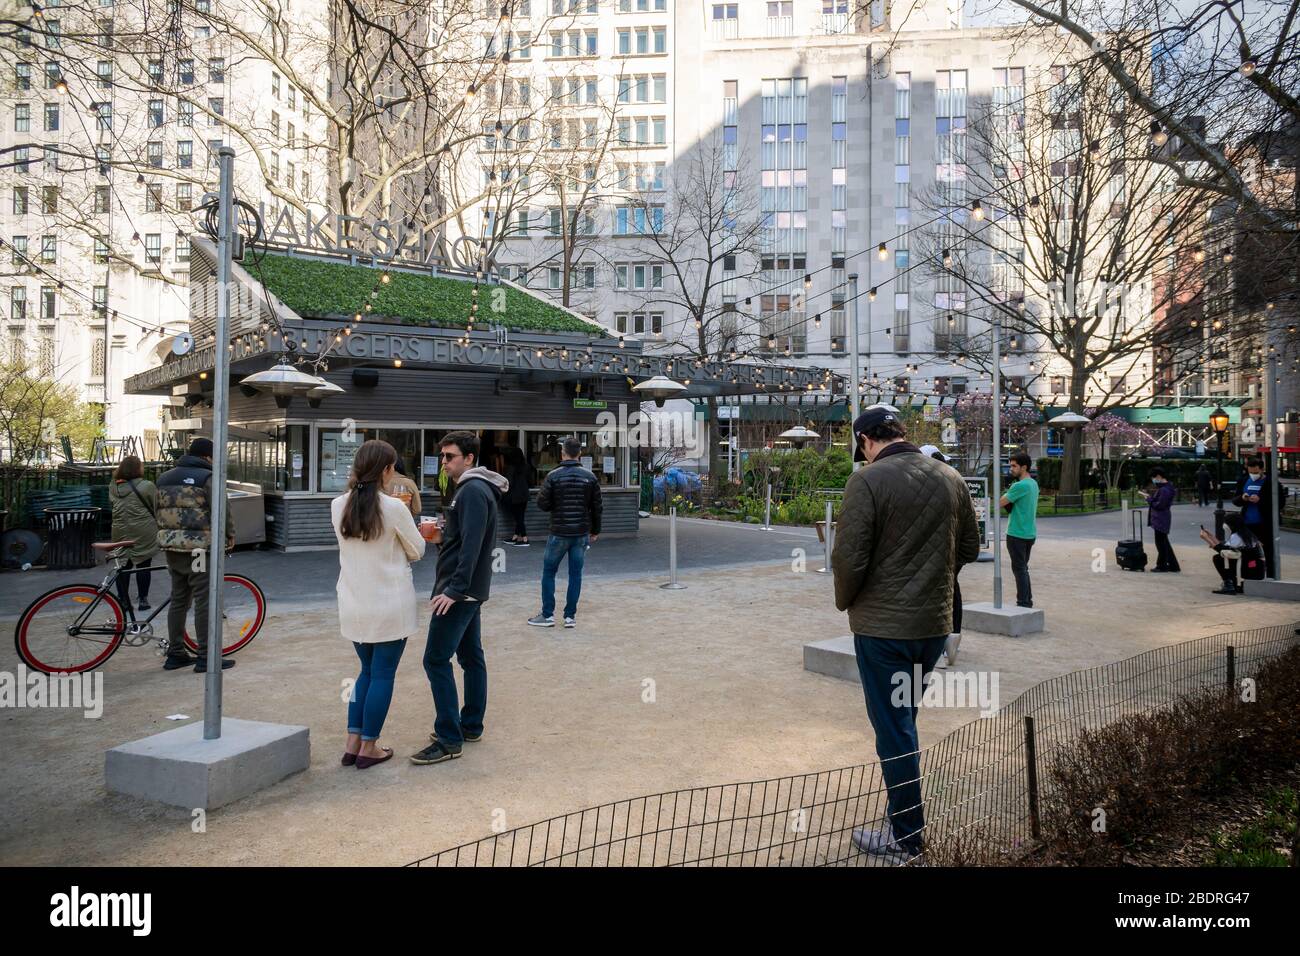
[877,242,888,260]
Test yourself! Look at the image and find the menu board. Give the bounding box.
[320,431,363,493]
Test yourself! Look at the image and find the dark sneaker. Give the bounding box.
[563,617,576,628]
[410,741,462,764]
[429,730,482,743]
[163,654,197,671]
[527,614,554,627]
[194,658,236,673]
[138,600,151,611]
[1212,584,1238,595]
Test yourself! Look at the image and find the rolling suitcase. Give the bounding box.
[1116,510,1148,571]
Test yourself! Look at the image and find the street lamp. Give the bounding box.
[1210,405,1230,538]
[1097,423,1109,507]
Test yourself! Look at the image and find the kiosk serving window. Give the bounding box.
[525,430,624,486]
[226,423,309,491]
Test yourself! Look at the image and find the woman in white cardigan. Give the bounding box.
[332,439,427,769]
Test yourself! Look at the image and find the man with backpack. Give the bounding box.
[155,438,235,673]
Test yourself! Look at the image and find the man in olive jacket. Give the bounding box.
[831,406,981,861]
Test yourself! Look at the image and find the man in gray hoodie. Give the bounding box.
[411,431,508,765]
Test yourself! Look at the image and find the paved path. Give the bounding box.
[1,501,1296,865]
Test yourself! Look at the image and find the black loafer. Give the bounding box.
[163,654,197,670]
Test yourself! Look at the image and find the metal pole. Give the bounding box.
[204,147,236,740]
[1268,352,1281,579]
[659,505,686,589]
[848,273,861,467]
[817,498,833,573]
[1215,427,1226,540]
[992,312,1003,609]
[762,480,773,530]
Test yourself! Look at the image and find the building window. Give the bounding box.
[145,234,161,264]
[94,185,110,214]
[177,183,192,211]
[11,287,27,320]
[146,183,163,212]
[208,57,225,84]
[94,237,109,263]
[41,185,57,213]
[43,102,59,131]
[97,60,112,88]
[711,4,739,40]
[147,141,163,167]
[15,62,31,90]
[208,98,224,123]
[180,59,195,85]
[176,233,190,263]
[148,99,164,127]
[40,285,55,320]
[13,186,28,215]
[40,236,56,263]
[178,140,193,168]
[1051,376,1066,395]
[614,312,663,335]
[15,104,30,132]
[10,236,27,264]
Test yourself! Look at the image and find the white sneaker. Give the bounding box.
[944,633,961,667]
[563,617,576,628]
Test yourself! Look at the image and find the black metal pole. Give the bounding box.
[1215,430,1226,540]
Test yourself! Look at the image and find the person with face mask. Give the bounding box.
[1141,466,1180,572]
[1234,456,1275,574]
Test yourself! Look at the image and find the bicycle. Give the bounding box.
[13,539,266,674]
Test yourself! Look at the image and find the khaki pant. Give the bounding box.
[164,550,209,657]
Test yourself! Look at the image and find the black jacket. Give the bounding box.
[433,468,503,602]
[537,459,603,536]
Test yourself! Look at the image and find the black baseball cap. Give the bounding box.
[851,406,900,462]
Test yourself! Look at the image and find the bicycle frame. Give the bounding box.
[68,556,170,637]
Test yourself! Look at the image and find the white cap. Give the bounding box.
[919,444,951,462]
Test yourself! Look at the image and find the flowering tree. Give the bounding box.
[950,393,1041,474]
[1082,412,1159,489]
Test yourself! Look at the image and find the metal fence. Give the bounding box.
[407,621,1299,867]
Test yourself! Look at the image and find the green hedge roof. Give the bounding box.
[244,253,598,335]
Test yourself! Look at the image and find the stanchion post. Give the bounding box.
[660,505,686,590]
[761,481,773,530]
[818,498,833,573]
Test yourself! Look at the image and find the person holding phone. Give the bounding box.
[1200,513,1264,595]
[1234,456,1275,574]
[1142,466,1180,572]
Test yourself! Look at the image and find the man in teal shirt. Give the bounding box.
[999,450,1039,607]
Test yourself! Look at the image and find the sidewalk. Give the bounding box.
[0,523,1294,865]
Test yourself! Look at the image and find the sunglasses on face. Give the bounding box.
[440,451,462,461]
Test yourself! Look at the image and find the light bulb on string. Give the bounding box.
[877,242,888,261]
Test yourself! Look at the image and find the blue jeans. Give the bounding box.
[853,634,948,855]
[541,534,588,619]
[422,600,486,748]
[348,639,407,741]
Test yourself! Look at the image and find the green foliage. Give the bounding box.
[741,444,853,498]
[1208,787,1297,867]
[0,360,104,466]
[1036,456,1221,492]
[248,254,596,334]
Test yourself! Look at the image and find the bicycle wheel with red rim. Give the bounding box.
[182,574,265,656]
[14,585,125,674]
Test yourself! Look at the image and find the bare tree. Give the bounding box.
[916,53,1239,495]
[624,137,770,481]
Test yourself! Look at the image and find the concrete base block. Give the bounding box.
[106,717,310,810]
[803,635,860,683]
[975,551,995,563]
[962,602,1045,636]
[1242,579,1300,601]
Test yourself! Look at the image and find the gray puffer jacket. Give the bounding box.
[831,443,981,639]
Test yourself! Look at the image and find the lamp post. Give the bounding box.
[1098,423,1108,507]
[1210,405,1230,539]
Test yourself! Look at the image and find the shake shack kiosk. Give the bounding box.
[125,240,833,549]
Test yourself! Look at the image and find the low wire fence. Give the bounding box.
[407,622,1299,867]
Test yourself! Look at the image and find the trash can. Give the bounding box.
[43,507,102,570]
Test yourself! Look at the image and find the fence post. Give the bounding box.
[1225,645,1236,695]
[760,482,774,531]
[1024,715,1041,842]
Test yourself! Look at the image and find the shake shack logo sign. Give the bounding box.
[259,205,496,273]
[50,886,151,936]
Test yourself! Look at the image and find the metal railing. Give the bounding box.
[407,622,1298,867]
